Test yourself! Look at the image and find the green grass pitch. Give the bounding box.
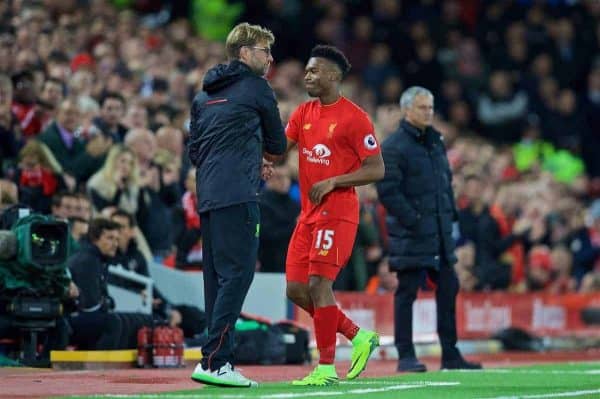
[61,362,600,399]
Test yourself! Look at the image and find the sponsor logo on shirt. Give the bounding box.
[303,123,312,130]
[364,134,378,150]
[302,144,331,165]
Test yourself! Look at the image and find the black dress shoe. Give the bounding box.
[441,357,482,370]
[397,357,427,372]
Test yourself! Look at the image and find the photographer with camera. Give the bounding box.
[66,218,122,349]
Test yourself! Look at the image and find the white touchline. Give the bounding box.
[447,369,600,375]
[93,381,460,399]
[340,380,460,386]
[476,388,600,399]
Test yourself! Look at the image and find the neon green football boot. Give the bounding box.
[347,329,380,379]
[292,364,339,386]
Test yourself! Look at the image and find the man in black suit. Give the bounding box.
[376,86,482,372]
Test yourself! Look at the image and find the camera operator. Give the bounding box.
[66,218,122,349]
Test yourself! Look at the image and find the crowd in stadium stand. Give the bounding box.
[0,0,599,300]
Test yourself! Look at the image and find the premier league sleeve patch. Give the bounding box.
[363,134,378,150]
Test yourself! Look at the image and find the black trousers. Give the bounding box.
[199,203,259,371]
[68,311,122,350]
[394,255,460,361]
[116,312,153,349]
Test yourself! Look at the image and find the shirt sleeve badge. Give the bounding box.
[364,134,378,150]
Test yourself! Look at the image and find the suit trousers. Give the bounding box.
[394,255,460,361]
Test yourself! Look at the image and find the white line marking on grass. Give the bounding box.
[339,381,459,396]
[338,381,406,385]
[92,381,460,399]
[476,388,600,399]
[339,380,458,386]
[445,369,600,375]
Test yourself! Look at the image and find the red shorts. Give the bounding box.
[286,219,358,283]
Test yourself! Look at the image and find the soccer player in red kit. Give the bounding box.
[285,45,385,386]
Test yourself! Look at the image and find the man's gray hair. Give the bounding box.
[399,86,434,109]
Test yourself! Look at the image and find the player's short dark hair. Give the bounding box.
[310,45,351,78]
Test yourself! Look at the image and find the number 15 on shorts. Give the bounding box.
[315,229,334,255]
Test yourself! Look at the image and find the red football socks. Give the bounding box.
[305,305,359,340]
[337,309,360,340]
[313,305,338,364]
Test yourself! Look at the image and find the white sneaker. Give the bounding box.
[191,362,258,388]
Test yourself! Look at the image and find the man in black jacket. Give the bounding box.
[188,22,286,388]
[376,86,481,372]
[67,218,122,349]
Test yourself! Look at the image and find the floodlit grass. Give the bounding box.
[61,362,600,399]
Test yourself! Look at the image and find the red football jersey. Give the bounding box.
[286,96,380,224]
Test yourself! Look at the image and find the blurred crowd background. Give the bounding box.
[0,0,599,298]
